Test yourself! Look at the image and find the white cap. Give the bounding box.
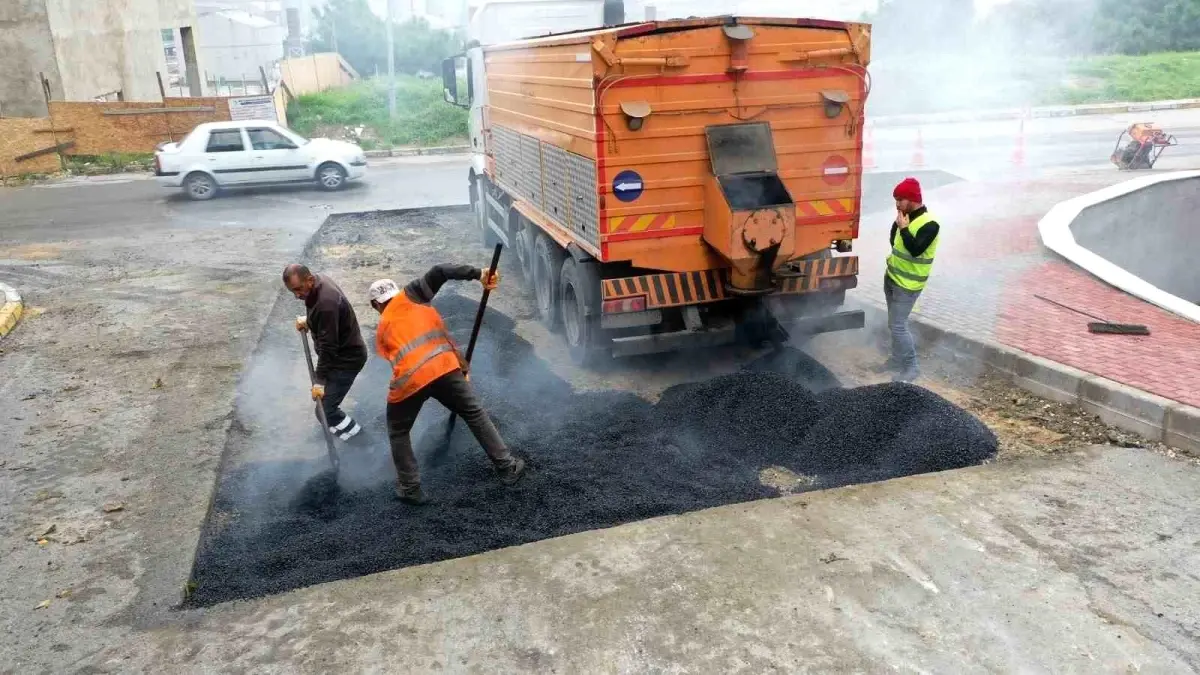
[368,278,401,304]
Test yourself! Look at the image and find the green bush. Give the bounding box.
[287,76,467,147]
[1044,52,1200,104]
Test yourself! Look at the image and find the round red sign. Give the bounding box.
[821,155,851,186]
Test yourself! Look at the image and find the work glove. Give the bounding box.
[481,268,500,291]
[295,315,308,332]
[311,384,325,400]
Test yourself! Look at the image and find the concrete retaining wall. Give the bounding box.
[1070,176,1200,306]
[1039,171,1200,323]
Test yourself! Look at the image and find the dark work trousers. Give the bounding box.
[386,369,513,487]
[320,367,363,440]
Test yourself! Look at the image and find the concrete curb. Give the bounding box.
[365,145,470,158]
[0,282,24,339]
[871,98,1200,128]
[858,302,1200,453]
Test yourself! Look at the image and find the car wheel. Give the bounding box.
[560,257,607,365]
[184,172,217,201]
[533,233,565,331]
[316,162,347,191]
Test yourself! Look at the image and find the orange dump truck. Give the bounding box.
[441,14,871,363]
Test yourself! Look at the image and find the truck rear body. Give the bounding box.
[454,15,871,359]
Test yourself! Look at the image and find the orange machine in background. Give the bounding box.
[443,15,871,363]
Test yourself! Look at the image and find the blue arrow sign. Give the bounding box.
[612,169,644,202]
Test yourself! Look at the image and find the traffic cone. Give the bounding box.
[911,128,925,169]
[1011,118,1026,167]
[863,122,876,170]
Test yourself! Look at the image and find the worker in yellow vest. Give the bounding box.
[369,264,526,505]
[879,177,940,383]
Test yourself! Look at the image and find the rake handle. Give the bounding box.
[447,243,504,433]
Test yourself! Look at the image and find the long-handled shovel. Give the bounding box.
[300,328,340,472]
[445,243,503,438]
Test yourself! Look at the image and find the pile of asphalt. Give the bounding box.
[188,294,997,607]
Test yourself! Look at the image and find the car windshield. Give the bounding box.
[284,128,310,146]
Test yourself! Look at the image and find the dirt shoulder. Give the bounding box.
[0,178,400,671]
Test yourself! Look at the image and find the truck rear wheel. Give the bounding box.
[533,233,564,331]
[560,257,607,365]
[514,220,535,283]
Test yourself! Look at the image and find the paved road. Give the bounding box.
[871,108,1200,177]
[0,156,469,246]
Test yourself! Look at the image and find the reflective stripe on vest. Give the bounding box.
[886,211,939,291]
[389,328,449,366]
[376,295,461,402]
[389,343,456,391]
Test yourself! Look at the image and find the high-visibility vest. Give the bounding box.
[375,294,462,403]
[886,211,940,292]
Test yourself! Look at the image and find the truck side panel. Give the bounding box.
[484,39,605,253]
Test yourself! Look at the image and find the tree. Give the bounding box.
[1089,0,1200,54]
[982,0,1200,56]
[310,0,461,77]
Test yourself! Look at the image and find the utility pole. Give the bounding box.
[386,0,396,119]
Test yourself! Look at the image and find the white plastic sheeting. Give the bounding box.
[1037,170,1200,324]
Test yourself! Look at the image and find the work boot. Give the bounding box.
[394,482,428,505]
[330,417,363,443]
[494,456,526,486]
[870,358,901,374]
[893,367,921,384]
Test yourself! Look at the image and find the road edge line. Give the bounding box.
[365,145,471,158]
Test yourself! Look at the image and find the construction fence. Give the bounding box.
[1,52,356,178]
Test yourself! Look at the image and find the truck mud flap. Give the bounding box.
[786,309,865,336]
[609,325,737,358]
[485,193,512,247]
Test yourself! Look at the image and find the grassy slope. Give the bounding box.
[1052,52,1200,104]
[286,76,467,149]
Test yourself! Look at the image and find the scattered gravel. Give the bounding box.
[188,294,997,607]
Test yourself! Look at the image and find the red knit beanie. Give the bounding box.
[893,177,922,203]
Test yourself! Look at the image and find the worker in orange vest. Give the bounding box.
[369,264,526,505]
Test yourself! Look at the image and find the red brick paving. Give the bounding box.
[849,170,1200,408]
[999,260,1200,408]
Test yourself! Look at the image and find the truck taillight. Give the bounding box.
[602,296,647,314]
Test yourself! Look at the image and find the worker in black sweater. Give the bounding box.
[879,177,941,383]
[284,263,367,441]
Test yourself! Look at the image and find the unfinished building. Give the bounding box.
[0,0,205,117]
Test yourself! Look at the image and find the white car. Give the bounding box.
[154,120,367,200]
